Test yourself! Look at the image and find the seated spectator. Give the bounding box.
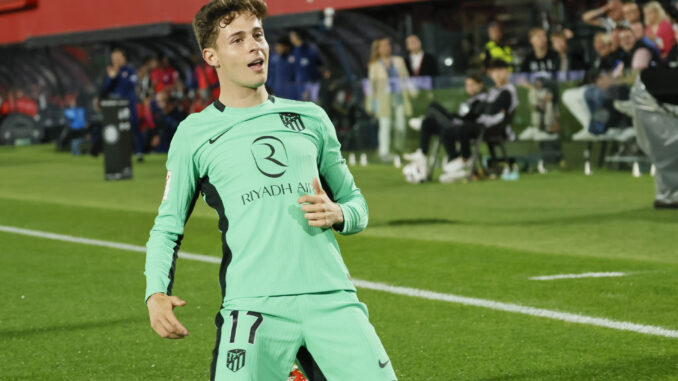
[618,25,661,73]
[403,71,487,174]
[582,0,627,32]
[405,34,438,77]
[564,32,619,137]
[643,1,676,58]
[622,0,642,24]
[433,60,517,183]
[483,22,513,69]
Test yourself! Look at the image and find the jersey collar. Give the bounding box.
[213,94,276,112]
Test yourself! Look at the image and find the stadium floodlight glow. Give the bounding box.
[444,57,454,67]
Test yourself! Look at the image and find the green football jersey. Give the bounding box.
[144,96,367,303]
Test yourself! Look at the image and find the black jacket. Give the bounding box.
[406,52,438,77]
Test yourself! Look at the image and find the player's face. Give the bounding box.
[209,13,269,90]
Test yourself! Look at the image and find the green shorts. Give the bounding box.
[210,290,397,381]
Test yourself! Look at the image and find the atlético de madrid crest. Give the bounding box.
[226,349,246,372]
[279,112,305,132]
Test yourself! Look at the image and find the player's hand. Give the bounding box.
[146,293,189,339]
[298,177,344,229]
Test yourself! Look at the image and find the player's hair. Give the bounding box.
[192,0,268,52]
[549,30,566,39]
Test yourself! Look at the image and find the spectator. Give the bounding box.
[148,90,185,153]
[582,0,627,32]
[194,59,220,101]
[643,1,676,57]
[483,22,513,68]
[63,95,87,155]
[622,1,642,24]
[439,59,518,183]
[630,20,661,54]
[521,27,560,75]
[3,88,38,117]
[151,56,180,94]
[403,71,487,180]
[550,30,587,72]
[289,30,322,101]
[519,27,560,141]
[405,35,438,77]
[267,36,296,99]
[367,38,415,163]
[101,48,143,162]
[618,25,660,72]
[565,32,620,138]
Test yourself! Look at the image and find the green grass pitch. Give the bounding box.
[1,145,677,380]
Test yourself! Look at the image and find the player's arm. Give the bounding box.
[145,128,199,339]
[298,108,368,235]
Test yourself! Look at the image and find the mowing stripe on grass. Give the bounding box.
[529,272,627,281]
[2,224,677,339]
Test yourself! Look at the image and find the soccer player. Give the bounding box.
[144,1,397,380]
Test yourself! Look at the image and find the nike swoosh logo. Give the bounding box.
[208,130,228,144]
[378,360,390,368]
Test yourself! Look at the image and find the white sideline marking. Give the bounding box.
[529,272,627,281]
[2,224,677,339]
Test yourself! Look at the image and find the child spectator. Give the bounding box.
[404,71,487,177]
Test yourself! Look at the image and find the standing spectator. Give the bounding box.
[267,36,296,99]
[194,59,220,101]
[643,1,676,57]
[151,56,180,94]
[550,30,587,72]
[289,30,322,101]
[101,48,143,162]
[483,22,513,68]
[582,0,627,32]
[622,1,642,24]
[63,95,87,155]
[405,35,438,77]
[521,27,561,75]
[519,27,560,141]
[367,38,415,164]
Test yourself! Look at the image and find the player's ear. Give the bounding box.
[203,47,220,69]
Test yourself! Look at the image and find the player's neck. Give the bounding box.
[218,84,269,108]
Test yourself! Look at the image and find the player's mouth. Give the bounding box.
[247,58,265,72]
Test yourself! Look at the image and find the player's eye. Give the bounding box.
[232,38,243,44]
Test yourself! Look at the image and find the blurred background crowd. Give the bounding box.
[1,0,677,183]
